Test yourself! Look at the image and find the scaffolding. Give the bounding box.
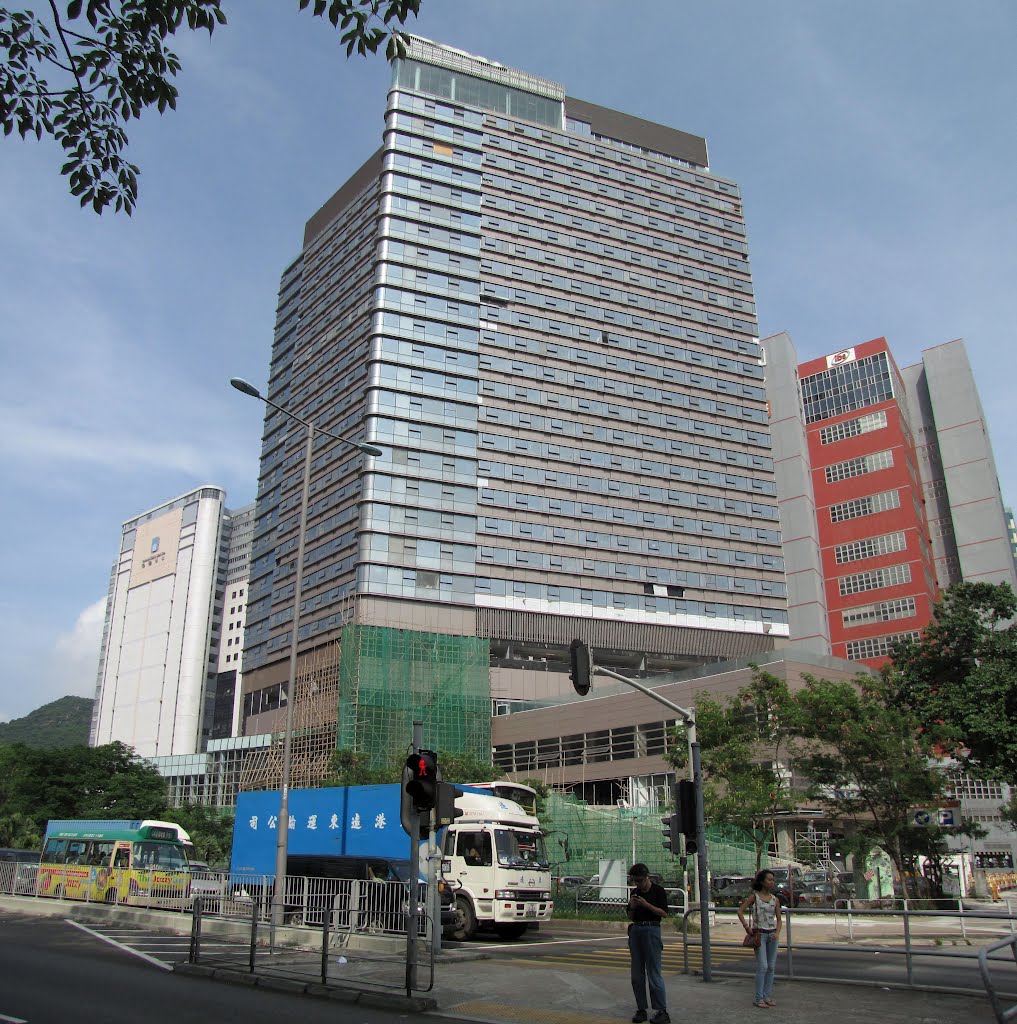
[237,639,343,792]
[337,624,490,767]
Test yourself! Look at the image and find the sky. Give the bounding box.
[1,0,1014,723]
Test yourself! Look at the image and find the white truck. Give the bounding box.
[440,791,553,940]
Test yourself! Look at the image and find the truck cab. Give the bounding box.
[440,793,552,940]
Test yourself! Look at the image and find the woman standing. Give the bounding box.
[738,869,781,1008]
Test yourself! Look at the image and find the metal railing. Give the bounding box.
[680,903,1017,997]
[188,878,437,994]
[979,933,1017,1023]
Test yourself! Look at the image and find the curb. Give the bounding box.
[173,961,438,1012]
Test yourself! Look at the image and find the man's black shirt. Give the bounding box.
[629,881,669,922]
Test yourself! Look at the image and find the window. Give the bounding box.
[835,531,907,564]
[845,631,921,661]
[825,449,893,484]
[842,597,917,628]
[838,563,912,596]
[830,489,900,523]
[819,409,888,445]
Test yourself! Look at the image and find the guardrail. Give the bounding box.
[978,932,1017,1023]
[189,880,437,994]
[680,903,1017,996]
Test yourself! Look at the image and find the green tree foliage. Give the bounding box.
[787,671,950,896]
[888,582,1017,784]
[0,741,168,835]
[0,1,420,213]
[0,696,93,749]
[0,811,43,849]
[169,802,234,866]
[668,678,798,870]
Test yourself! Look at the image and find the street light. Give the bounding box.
[229,376,381,931]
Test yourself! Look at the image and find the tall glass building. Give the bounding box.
[241,37,788,725]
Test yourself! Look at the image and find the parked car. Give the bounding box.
[799,882,834,906]
[836,872,857,898]
[711,874,752,893]
[0,849,39,895]
[767,866,806,907]
[713,882,755,908]
[186,859,225,902]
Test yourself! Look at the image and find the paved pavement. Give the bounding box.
[2,895,1009,1023]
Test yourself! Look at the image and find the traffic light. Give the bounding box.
[436,781,464,828]
[569,639,592,696]
[405,749,439,812]
[661,813,681,856]
[677,778,698,854]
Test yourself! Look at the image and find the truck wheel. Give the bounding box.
[494,923,527,940]
[446,895,477,941]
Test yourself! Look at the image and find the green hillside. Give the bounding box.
[0,696,94,749]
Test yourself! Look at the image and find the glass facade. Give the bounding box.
[243,38,788,700]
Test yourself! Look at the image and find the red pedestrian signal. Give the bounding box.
[405,749,439,812]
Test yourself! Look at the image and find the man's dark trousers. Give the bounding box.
[628,922,666,1013]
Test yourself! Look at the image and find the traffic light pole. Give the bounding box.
[592,665,713,982]
[405,720,422,997]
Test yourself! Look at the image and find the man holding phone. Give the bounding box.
[626,863,670,1024]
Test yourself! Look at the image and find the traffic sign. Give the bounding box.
[913,809,931,827]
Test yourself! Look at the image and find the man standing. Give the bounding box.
[626,863,670,1024]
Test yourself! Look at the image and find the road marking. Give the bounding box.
[64,920,173,971]
[0,1013,29,1022]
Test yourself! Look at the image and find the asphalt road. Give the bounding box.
[0,911,443,1024]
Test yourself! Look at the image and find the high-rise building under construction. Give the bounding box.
[240,37,788,759]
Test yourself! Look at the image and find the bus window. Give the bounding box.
[113,847,130,869]
[90,841,114,866]
[44,839,68,864]
[134,842,188,870]
[67,841,90,865]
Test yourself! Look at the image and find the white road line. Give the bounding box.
[64,920,173,971]
[0,1013,29,1023]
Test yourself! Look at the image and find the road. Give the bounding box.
[0,910,457,1024]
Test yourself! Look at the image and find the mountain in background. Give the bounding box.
[0,696,93,749]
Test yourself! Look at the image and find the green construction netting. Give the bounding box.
[541,791,760,880]
[337,624,490,768]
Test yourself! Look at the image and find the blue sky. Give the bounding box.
[1,0,1014,722]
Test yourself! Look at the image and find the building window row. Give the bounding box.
[834,530,907,565]
[819,409,888,445]
[800,352,894,424]
[824,449,894,484]
[841,597,917,628]
[829,489,901,524]
[838,562,912,596]
[948,777,1005,801]
[844,631,921,661]
[493,720,680,773]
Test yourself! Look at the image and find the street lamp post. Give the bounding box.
[229,378,381,932]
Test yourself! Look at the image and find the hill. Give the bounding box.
[0,696,94,749]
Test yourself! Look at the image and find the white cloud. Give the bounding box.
[0,598,106,724]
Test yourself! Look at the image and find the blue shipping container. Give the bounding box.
[231,785,407,875]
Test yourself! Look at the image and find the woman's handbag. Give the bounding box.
[742,928,761,948]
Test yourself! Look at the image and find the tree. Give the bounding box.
[0,811,42,849]
[788,671,950,897]
[889,582,1017,783]
[325,747,504,788]
[1,1,420,213]
[0,741,168,834]
[668,676,798,871]
[169,802,234,865]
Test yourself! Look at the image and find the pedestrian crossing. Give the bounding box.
[511,942,752,973]
[65,920,251,968]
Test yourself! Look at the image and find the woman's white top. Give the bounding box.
[753,892,778,932]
